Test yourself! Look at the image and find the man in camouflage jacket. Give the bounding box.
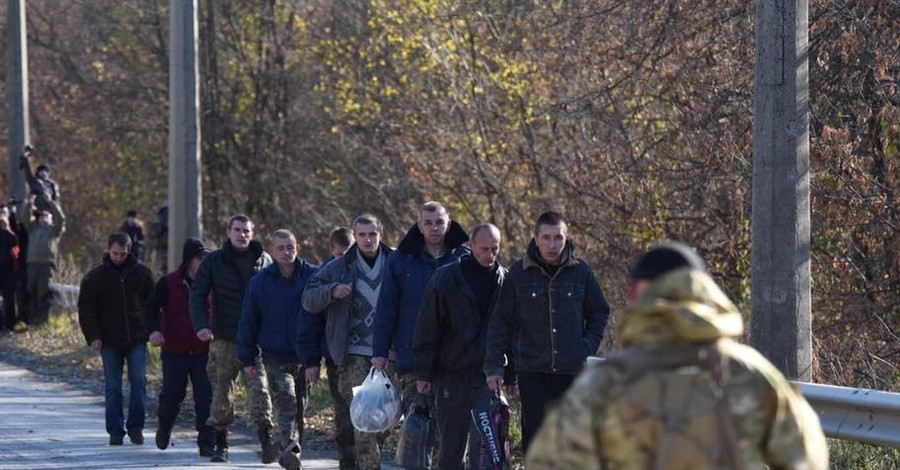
[526,242,828,470]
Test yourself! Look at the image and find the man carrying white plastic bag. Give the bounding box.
[351,367,402,433]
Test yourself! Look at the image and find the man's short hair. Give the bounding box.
[470,223,500,241]
[108,232,132,249]
[534,211,567,235]
[352,213,383,233]
[229,214,252,229]
[629,241,707,281]
[418,201,448,219]
[271,229,296,242]
[330,226,354,248]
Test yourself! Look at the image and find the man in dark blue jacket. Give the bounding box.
[372,201,468,468]
[238,229,323,470]
[484,211,610,454]
[372,202,468,382]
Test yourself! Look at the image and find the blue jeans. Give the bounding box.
[158,352,214,447]
[101,344,147,436]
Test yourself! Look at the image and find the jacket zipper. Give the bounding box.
[120,271,131,345]
[547,267,562,372]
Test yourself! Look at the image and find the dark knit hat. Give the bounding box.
[36,163,50,173]
[127,210,138,218]
[629,241,707,281]
[181,238,210,266]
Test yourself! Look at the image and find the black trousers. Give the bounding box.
[158,351,214,447]
[0,272,17,330]
[516,371,576,453]
[434,374,490,470]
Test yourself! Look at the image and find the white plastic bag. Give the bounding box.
[350,367,401,433]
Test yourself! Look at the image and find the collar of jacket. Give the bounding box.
[102,252,138,271]
[341,241,395,265]
[396,220,469,256]
[261,258,312,279]
[222,238,264,260]
[522,239,579,271]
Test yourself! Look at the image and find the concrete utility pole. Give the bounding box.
[6,0,29,203]
[751,0,811,381]
[168,0,203,270]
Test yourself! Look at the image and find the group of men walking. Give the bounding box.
[75,201,828,470]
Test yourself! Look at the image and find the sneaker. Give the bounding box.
[128,430,144,445]
[278,442,302,470]
[211,446,228,463]
[155,426,171,450]
[109,433,125,446]
[211,431,229,463]
[278,451,302,470]
[199,445,215,458]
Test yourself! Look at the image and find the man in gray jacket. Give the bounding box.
[303,214,393,470]
[190,214,276,463]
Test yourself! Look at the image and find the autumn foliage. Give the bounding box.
[0,0,897,388]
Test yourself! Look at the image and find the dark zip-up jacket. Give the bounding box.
[143,269,210,355]
[237,260,323,367]
[373,221,469,374]
[413,256,508,381]
[189,239,271,342]
[302,242,395,366]
[484,240,610,377]
[78,253,154,348]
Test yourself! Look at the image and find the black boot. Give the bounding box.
[155,421,173,450]
[257,425,279,464]
[211,430,229,463]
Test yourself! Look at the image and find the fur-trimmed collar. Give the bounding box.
[396,220,469,256]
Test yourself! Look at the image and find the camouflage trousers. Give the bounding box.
[266,359,309,454]
[339,354,390,470]
[206,339,273,431]
[328,361,357,469]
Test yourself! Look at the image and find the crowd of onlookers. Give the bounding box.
[0,146,65,334]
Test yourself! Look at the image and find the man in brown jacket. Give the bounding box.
[78,232,154,446]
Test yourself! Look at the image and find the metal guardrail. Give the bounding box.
[49,282,80,310]
[798,382,900,448]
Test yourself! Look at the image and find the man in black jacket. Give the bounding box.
[414,223,511,469]
[189,214,276,463]
[484,211,610,453]
[78,232,154,446]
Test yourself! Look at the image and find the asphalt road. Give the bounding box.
[0,361,360,470]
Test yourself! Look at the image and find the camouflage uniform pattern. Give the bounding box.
[328,362,358,469]
[339,354,383,470]
[207,339,273,431]
[266,359,309,453]
[526,268,829,470]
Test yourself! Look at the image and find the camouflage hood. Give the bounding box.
[619,268,744,347]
